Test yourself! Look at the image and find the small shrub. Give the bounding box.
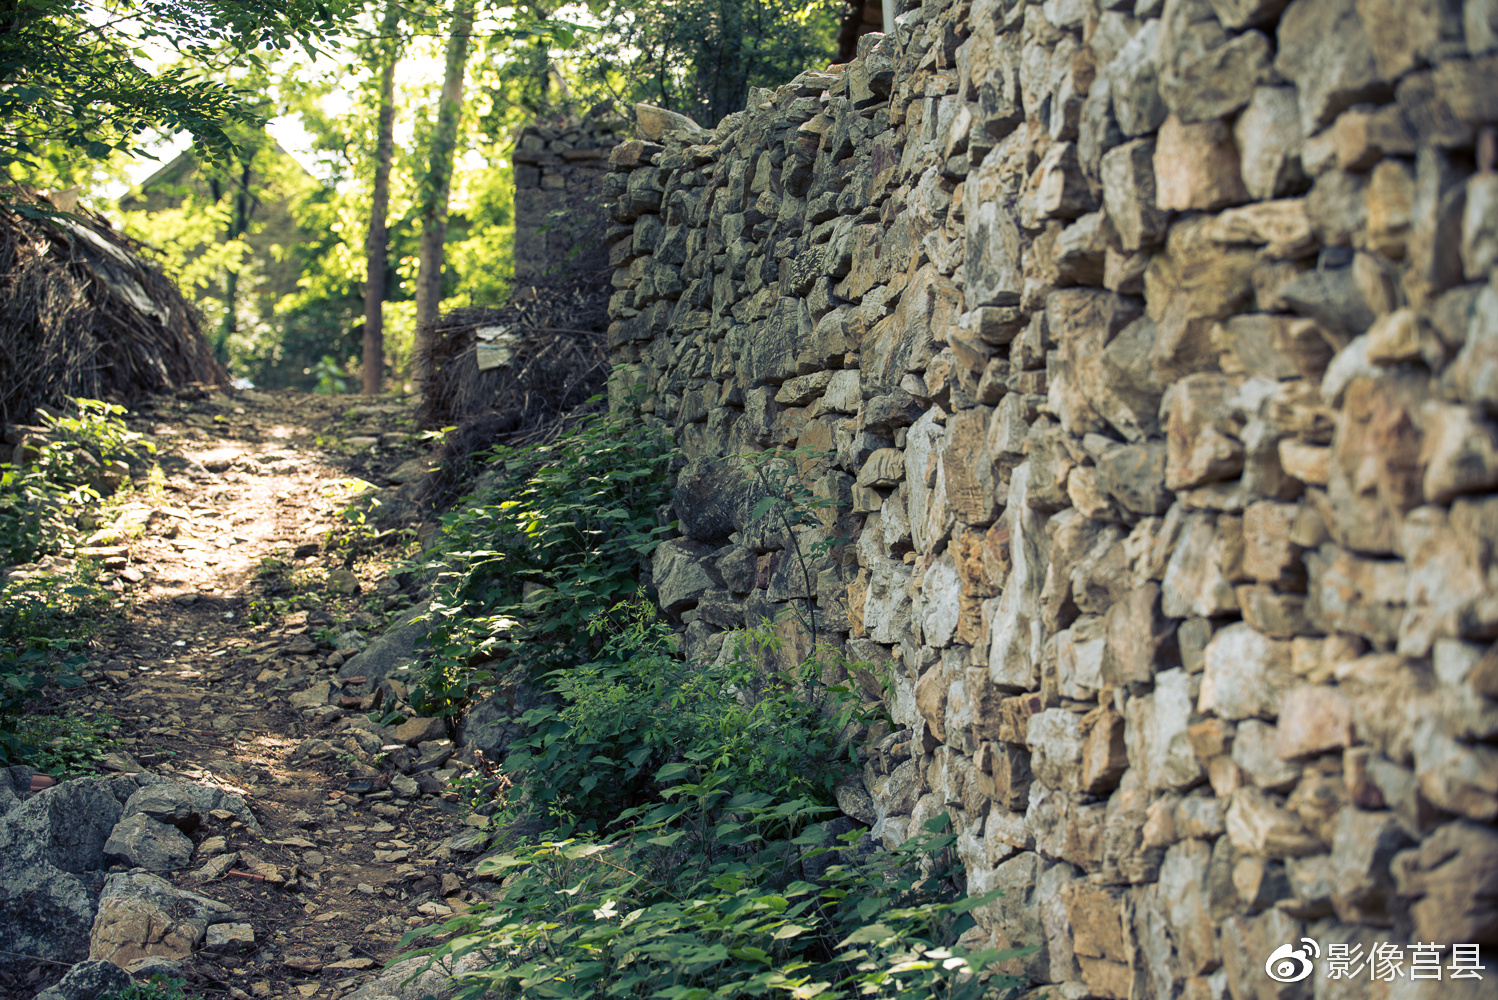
[499,601,864,831]
[0,463,71,563]
[0,566,112,763]
[400,808,1028,1000]
[34,398,154,485]
[414,405,676,718]
[101,975,188,1000]
[6,711,118,778]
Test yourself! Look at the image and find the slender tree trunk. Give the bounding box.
[363,0,402,396]
[219,157,254,357]
[412,0,475,396]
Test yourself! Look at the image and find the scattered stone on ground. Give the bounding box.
[0,388,493,999]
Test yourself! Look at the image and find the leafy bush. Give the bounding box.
[409,404,1023,999]
[414,405,677,717]
[5,710,118,778]
[1,397,154,564]
[101,975,188,1000]
[0,566,111,763]
[499,601,864,831]
[402,800,1026,1000]
[34,398,154,482]
[0,463,71,564]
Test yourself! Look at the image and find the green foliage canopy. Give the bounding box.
[0,0,357,169]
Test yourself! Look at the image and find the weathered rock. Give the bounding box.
[1226,787,1324,858]
[1231,720,1301,791]
[338,603,430,684]
[32,960,132,1000]
[1274,685,1353,759]
[1125,668,1205,792]
[393,716,446,745]
[103,813,193,872]
[1199,623,1293,721]
[634,104,709,143]
[88,871,236,967]
[1275,0,1391,135]
[651,538,718,613]
[1392,820,1498,947]
[1235,87,1306,200]
[1102,138,1171,250]
[0,779,122,969]
[1154,115,1250,211]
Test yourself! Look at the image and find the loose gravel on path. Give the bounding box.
[4,387,487,999]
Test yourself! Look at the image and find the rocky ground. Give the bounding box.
[1,387,497,999]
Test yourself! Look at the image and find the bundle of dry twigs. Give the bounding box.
[417,273,614,508]
[0,188,226,423]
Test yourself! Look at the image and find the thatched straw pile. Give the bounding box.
[0,189,226,423]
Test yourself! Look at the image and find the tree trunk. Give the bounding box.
[362,0,402,396]
[411,0,475,396]
[218,156,255,358]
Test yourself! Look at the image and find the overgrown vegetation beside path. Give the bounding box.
[398,403,1028,999]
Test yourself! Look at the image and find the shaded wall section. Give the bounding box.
[606,0,1498,996]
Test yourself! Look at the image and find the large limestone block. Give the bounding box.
[988,463,1049,690]
[1275,0,1390,135]
[1235,86,1306,201]
[1102,138,1172,251]
[1154,115,1250,211]
[1028,708,1087,796]
[1448,279,1498,407]
[103,813,193,872]
[1411,719,1498,821]
[89,871,237,968]
[1199,622,1294,721]
[1274,685,1354,759]
[1158,837,1219,975]
[1046,288,1146,439]
[1305,544,1407,648]
[1125,668,1204,792]
[33,961,132,1000]
[633,103,709,143]
[1226,787,1325,858]
[1161,512,1240,620]
[1392,820,1498,947]
[863,558,913,645]
[942,406,1001,526]
[920,552,963,649]
[651,538,718,613]
[964,138,1025,308]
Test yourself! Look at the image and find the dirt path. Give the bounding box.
[12,387,484,999]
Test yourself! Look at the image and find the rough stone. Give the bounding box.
[88,871,236,967]
[103,813,193,872]
[0,779,122,969]
[1274,0,1391,136]
[1154,115,1249,212]
[32,960,132,1000]
[1199,623,1293,721]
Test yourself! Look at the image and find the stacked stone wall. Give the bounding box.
[512,110,627,281]
[604,0,1498,996]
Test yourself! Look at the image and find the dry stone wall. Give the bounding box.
[603,1,1498,996]
[511,110,628,281]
